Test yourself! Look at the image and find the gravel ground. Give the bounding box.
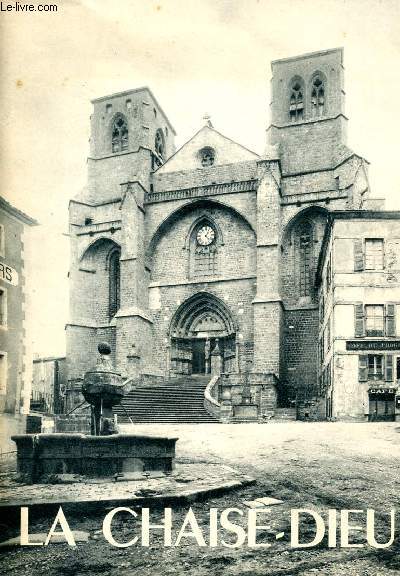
[1,422,399,575]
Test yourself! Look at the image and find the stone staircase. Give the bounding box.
[272,407,297,421]
[114,375,219,424]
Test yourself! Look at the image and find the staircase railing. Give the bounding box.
[204,375,221,420]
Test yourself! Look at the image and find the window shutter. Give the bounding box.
[354,239,364,271]
[354,304,365,337]
[385,355,394,382]
[385,304,396,337]
[358,355,368,382]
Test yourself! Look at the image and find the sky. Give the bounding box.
[1,0,400,357]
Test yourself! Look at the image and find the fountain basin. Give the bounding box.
[12,433,178,482]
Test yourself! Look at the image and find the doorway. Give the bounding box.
[368,392,395,422]
[192,339,206,374]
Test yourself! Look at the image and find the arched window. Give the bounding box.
[109,249,120,318]
[111,115,128,153]
[190,220,218,278]
[297,222,313,297]
[155,129,165,162]
[311,75,325,117]
[289,78,304,122]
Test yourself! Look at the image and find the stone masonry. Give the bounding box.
[66,48,383,419]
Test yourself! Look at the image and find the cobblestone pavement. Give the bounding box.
[1,422,399,575]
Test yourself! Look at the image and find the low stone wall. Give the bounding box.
[203,376,221,419]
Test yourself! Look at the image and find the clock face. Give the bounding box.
[196,225,215,246]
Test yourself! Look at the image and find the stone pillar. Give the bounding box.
[115,181,153,377]
[211,338,223,375]
[253,158,283,377]
[219,378,233,422]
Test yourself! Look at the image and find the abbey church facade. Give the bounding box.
[67,48,400,422]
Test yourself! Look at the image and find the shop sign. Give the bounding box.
[0,261,18,286]
[346,340,400,351]
[368,388,396,395]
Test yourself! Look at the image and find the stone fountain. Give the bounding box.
[12,343,178,483]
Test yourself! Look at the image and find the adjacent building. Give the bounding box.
[31,356,67,414]
[0,197,37,446]
[317,212,400,421]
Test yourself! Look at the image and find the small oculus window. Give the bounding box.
[199,147,215,167]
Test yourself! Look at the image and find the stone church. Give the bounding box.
[66,48,381,422]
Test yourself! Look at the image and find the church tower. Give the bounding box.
[268,48,372,406]
[268,48,347,175]
[66,88,176,386]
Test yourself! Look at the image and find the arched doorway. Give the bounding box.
[169,293,237,376]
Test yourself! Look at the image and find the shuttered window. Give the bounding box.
[385,355,394,382]
[365,305,384,337]
[365,239,384,270]
[354,239,364,271]
[359,355,394,382]
[367,355,383,380]
[385,304,396,337]
[358,355,368,381]
[354,304,365,337]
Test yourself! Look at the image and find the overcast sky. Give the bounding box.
[1,0,400,357]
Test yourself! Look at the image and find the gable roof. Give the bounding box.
[155,125,259,174]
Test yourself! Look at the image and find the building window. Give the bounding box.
[0,224,4,257]
[297,221,313,297]
[368,355,383,380]
[109,249,120,319]
[111,115,129,153]
[0,288,6,328]
[365,305,384,337]
[155,129,165,163]
[355,303,396,337]
[199,147,215,167]
[365,239,384,270]
[0,352,7,394]
[289,79,304,122]
[311,75,325,117]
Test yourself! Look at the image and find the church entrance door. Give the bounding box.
[169,293,237,377]
[192,339,206,374]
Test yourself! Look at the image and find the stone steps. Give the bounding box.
[115,376,218,424]
[272,408,297,421]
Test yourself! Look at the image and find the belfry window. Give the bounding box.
[111,116,129,153]
[155,129,165,162]
[311,76,325,117]
[289,80,304,122]
[298,222,313,297]
[109,249,120,319]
